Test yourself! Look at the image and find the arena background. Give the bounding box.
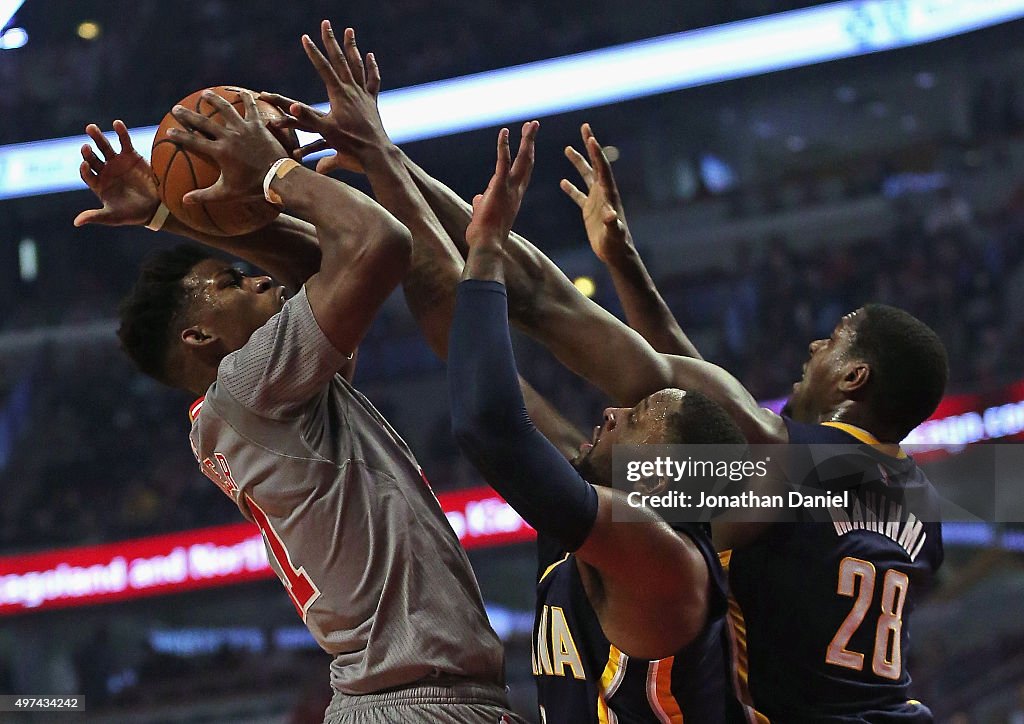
[2,1,1024,721]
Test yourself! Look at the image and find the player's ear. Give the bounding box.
[635,476,670,496]
[181,325,217,349]
[839,361,870,396]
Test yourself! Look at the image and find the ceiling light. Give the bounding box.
[573,277,596,298]
[76,21,101,40]
[0,25,26,49]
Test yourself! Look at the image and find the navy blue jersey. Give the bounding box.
[533,525,748,723]
[727,420,943,723]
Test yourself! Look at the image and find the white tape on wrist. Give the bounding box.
[263,158,300,207]
[145,203,170,231]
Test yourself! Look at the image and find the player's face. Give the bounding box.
[575,388,684,486]
[182,259,287,354]
[787,311,861,422]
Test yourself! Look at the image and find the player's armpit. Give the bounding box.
[575,486,709,659]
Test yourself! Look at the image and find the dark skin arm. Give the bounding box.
[459,123,709,658]
[561,123,699,358]
[281,23,465,360]
[170,89,411,356]
[262,26,585,454]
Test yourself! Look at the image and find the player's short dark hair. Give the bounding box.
[118,244,212,387]
[850,304,948,440]
[665,390,747,446]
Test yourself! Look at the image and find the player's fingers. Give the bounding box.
[85,124,116,160]
[321,21,354,84]
[302,33,342,91]
[78,160,99,190]
[171,105,226,139]
[581,122,595,146]
[73,208,104,227]
[182,179,228,206]
[602,206,619,225]
[315,153,344,175]
[296,138,330,160]
[289,101,328,129]
[240,90,261,121]
[259,91,301,113]
[564,146,594,190]
[366,52,381,97]
[201,91,244,128]
[495,128,511,178]
[510,120,538,186]
[560,179,586,208]
[342,27,366,87]
[585,136,616,190]
[81,145,104,174]
[113,120,135,155]
[167,126,216,154]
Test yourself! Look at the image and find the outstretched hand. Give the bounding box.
[465,121,540,251]
[560,123,632,264]
[260,22,387,176]
[168,89,287,205]
[74,121,160,227]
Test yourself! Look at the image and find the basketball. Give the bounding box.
[151,86,299,237]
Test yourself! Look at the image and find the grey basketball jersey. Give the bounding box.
[188,288,505,694]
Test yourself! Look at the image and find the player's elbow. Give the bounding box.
[370,216,413,273]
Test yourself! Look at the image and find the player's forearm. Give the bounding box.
[162,212,321,291]
[403,154,473,257]
[354,144,469,359]
[663,354,787,444]
[270,165,409,274]
[604,244,702,359]
[492,235,676,405]
[449,280,598,552]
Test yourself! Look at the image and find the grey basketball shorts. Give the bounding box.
[323,681,530,724]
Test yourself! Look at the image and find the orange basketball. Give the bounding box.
[151,86,299,237]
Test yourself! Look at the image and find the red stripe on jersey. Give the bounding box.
[188,396,205,424]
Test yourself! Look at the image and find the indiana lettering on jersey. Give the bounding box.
[532,605,586,679]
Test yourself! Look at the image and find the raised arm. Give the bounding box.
[262,29,585,452]
[561,123,699,358]
[169,89,410,355]
[74,121,321,291]
[449,126,710,658]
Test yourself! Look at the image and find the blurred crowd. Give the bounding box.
[0,0,823,146]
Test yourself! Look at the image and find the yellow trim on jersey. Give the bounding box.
[597,645,626,724]
[721,550,772,724]
[649,656,685,723]
[539,553,570,583]
[821,422,907,459]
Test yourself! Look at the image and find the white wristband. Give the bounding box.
[145,203,170,231]
[263,158,300,207]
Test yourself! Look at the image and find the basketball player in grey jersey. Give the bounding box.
[79,43,524,724]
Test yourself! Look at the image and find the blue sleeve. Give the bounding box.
[448,279,598,552]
